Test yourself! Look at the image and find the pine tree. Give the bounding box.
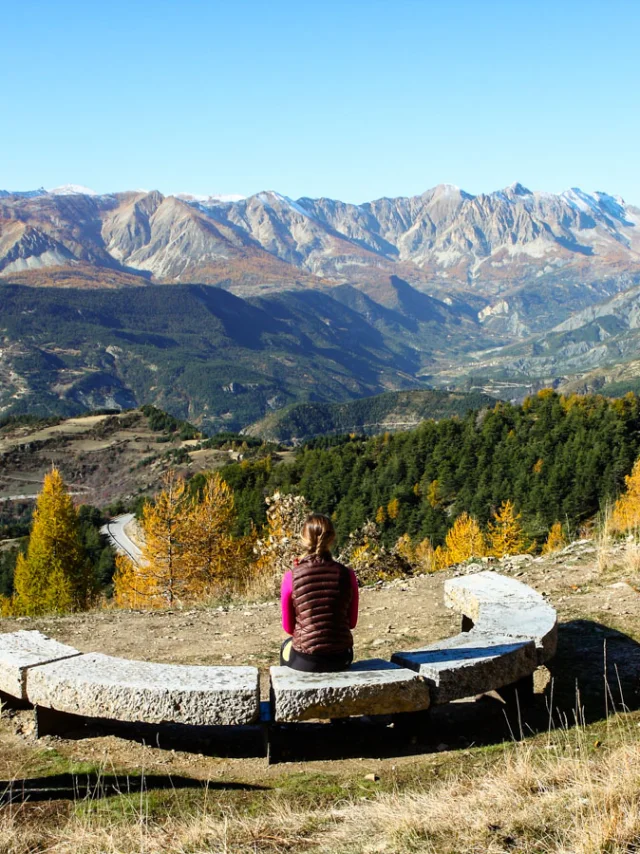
[487,500,526,558]
[443,512,486,564]
[13,467,92,616]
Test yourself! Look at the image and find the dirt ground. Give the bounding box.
[0,541,638,786]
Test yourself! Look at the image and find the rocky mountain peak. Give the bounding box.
[504,182,532,196]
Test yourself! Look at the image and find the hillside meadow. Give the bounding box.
[0,540,638,852]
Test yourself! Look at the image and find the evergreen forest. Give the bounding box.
[220,391,640,547]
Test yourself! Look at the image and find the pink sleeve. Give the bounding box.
[349,568,359,629]
[281,570,295,634]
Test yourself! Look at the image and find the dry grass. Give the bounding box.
[326,731,640,853]
[1,715,639,853]
[621,535,640,580]
[596,505,615,573]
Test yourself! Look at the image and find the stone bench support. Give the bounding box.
[392,633,537,704]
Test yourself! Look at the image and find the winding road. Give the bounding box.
[100,513,143,565]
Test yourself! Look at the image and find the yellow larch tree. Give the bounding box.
[111,553,140,609]
[414,538,436,572]
[387,498,400,520]
[426,479,442,509]
[433,544,451,571]
[12,467,92,616]
[253,492,310,593]
[542,521,567,555]
[611,458,640,533]
[182,472,250,596]
[487,500,526,558]
[114,469,190,608]
[393,533,415,564]
[443,512,486,564]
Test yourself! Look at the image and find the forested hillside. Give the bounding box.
[222,391,640,546]
[245,389,498,442]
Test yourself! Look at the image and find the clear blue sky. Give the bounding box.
[2,0,639,204]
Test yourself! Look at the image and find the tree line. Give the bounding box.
[222,391,640,547]
[7,390,640,615]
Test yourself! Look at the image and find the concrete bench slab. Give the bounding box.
[0,631,81,700]
[445,572,558,662]
[391,632,537,704]
[26,653,260,726]
[270,659,430,722]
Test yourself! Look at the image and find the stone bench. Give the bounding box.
[0,631,260,736]
[269,659,430,722]
[0,630,82,702]
[27,653,260,733]
[392,571,557,704]
[444,571,558,663]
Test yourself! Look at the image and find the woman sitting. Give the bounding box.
[280,513,359,673]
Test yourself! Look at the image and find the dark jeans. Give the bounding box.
[280,638,353,673]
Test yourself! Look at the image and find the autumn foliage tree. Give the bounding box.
[611,457,640,533]
[542,521,567,555]
[114,469,189,608]
[114,469,253,608]
[12,467,93,616]
[487,500,527,558]
[182,472,252,596]
[444,512,486,564]
[253,492,310,593]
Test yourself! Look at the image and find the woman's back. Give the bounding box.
[291,554,353,656]
[280,513,359,673]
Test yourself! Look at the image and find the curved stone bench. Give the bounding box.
[27,653,260,728]
[0,630,81,701]
[0,572,557,753]
[270,659,430,723]
[392,571,557,704]
[0,631,260,734]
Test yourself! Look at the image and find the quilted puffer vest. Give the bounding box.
[292,555,353,655]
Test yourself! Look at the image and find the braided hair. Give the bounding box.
[301,513,336,559]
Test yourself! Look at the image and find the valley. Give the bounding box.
[1,184,640,430]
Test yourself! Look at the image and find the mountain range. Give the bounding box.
[1,182,640,426]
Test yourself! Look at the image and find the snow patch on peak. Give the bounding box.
[562,187,599,213]
[176,192,245,204]
[505,182,532,196]
[593,191,627,220]
[255,191,315,219]
[47,184,99,196]
[0,187,47,199]
[563,188,628,221]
